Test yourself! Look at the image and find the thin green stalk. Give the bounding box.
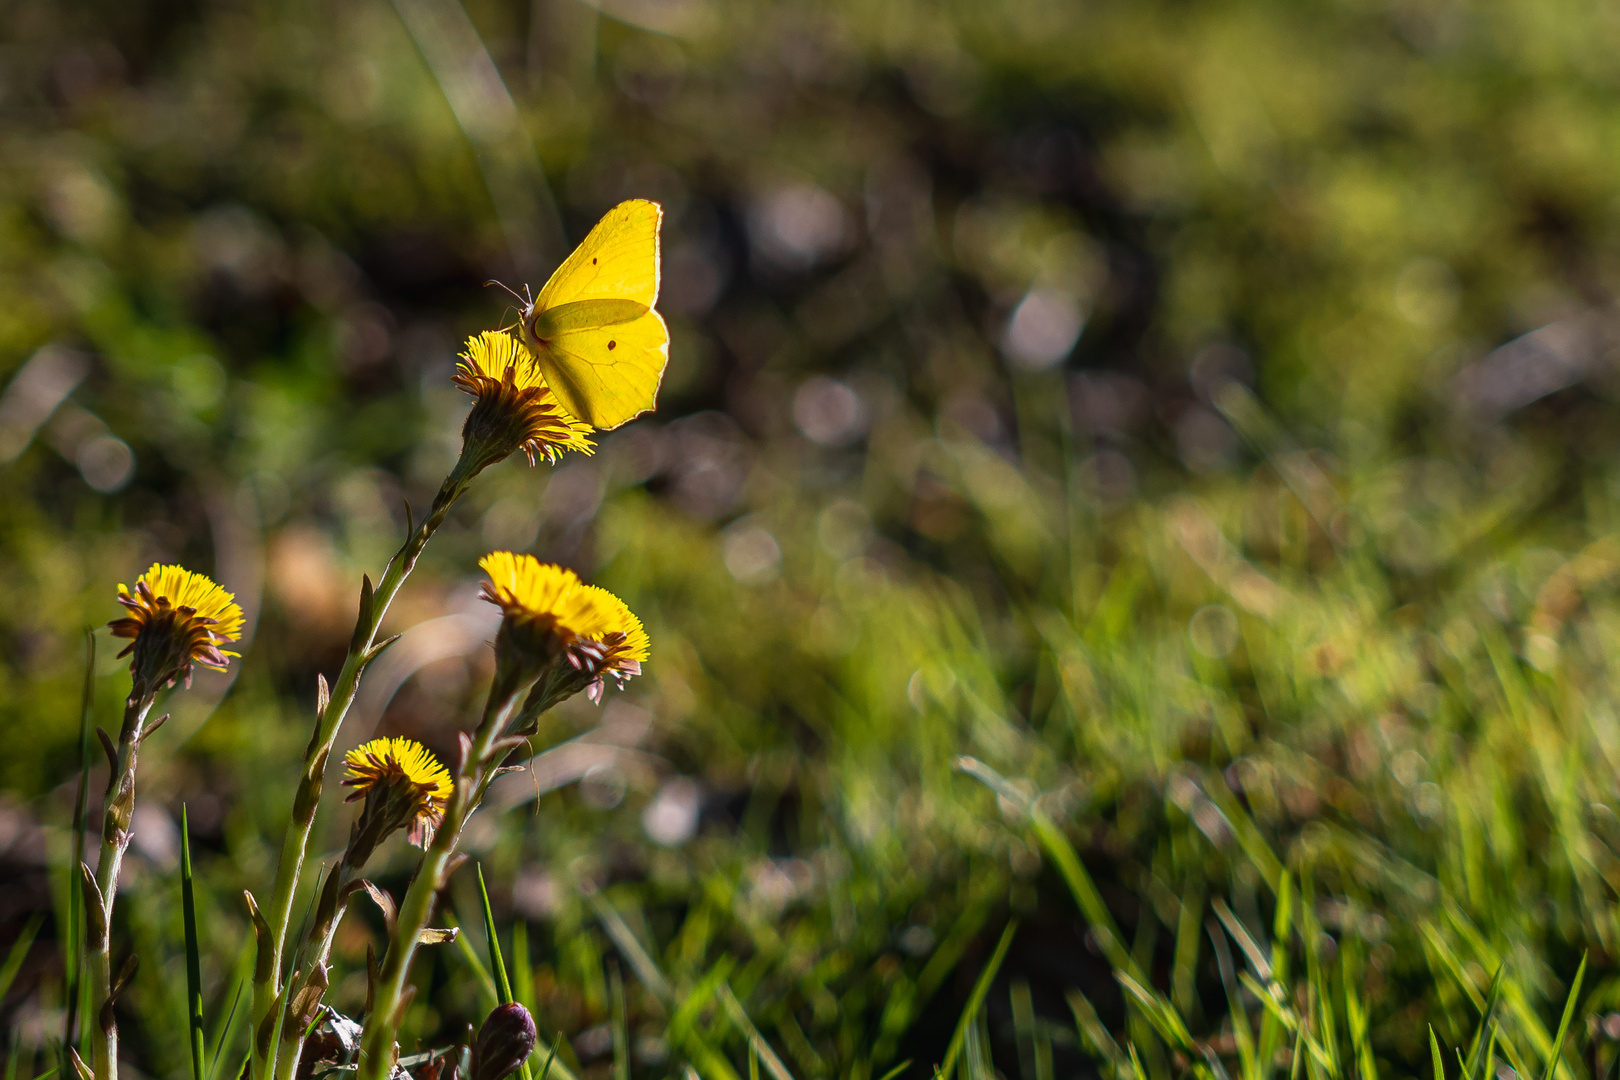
[209,973,248,1080]
[182,806,206,1080]
[251,453,482,1080]
[609,961,628,1080]
[86,682,160,1080]
[271,858,369,1080]
[477,863,534,1080]
[354,668,529,1080]
[64,632,96,1057]
[938,921,1018,1080]
[0,914,43,1010]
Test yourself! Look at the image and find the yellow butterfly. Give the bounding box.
[514,199,669,430]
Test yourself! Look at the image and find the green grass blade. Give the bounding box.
[208,974,247,1080]
[1342,945,1376,1080]
[476,864,514,1003]
[1539,953,1587,1080]
[1463,967,1506,1080]
[1127,1043,1151,1080]
[585,890,675,1003]
[64,631,95,1053]
[1116,971,1196,1053]
[1172,889,1203,1019]
[939,921,1018,1080]
[964,1008,993,1080]
[1011,980,1038,1080]
[876,1061,915,1080]
[475,864,533,1080]
[610,960,629,1080]
[1431,1028,1445,1080]
[450,911,500,1013]
[1206,918,1258,1080]
[1026,809,1140,982]
[1237,974,1334,1077]
[456,907,579,1080]
[536,1035,561,1080]
[0,913,43,1008]
[718,985,796,1080]
[669,956,736,1046]
[1067,989,1130,1080]
[1211,899,1272,982]
[513,920,536,1015]
[182,805,207,1080]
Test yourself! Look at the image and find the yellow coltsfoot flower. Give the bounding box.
[479,552,648,702]
[454,331,595,468]
[108,563,244,690]
[342,737,453,856]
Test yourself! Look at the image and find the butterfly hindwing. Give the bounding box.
[530,298,648,338]
[535,308,669,430]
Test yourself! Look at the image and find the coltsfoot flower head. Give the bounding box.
[454,330,595,468]
[108,564,244,690]
[341,737,452,859]
[479,552,648,703]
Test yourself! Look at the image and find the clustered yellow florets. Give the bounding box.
[108,563,244,688]
[342,737,453,849]
[454,331,595,466]
[479,551,649,700]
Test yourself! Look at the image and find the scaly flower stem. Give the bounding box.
[354,671,529,1080]
[270,847,376,1080]
[86,682,159,1080]
[251,451,485,1080]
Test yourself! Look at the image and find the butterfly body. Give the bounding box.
[515,200,669,430]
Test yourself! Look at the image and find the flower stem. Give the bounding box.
[268,856,359,1080]
[251,453,482,1080]
[86,683,158,1080]
[354,671,528,1080]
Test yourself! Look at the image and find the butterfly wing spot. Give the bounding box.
[592,258,598,264]
[608,341,617,350]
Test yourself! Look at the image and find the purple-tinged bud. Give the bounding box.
[473,1003,538,1080]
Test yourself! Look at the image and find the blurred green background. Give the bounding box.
[7,0,1620,1076]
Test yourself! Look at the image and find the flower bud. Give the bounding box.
[472,1003,538,1080]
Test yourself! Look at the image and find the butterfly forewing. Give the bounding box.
[536,200,662,310]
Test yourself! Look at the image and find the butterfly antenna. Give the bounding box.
[485,279,528,305]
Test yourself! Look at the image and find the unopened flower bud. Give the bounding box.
[473,1003,538,1080]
